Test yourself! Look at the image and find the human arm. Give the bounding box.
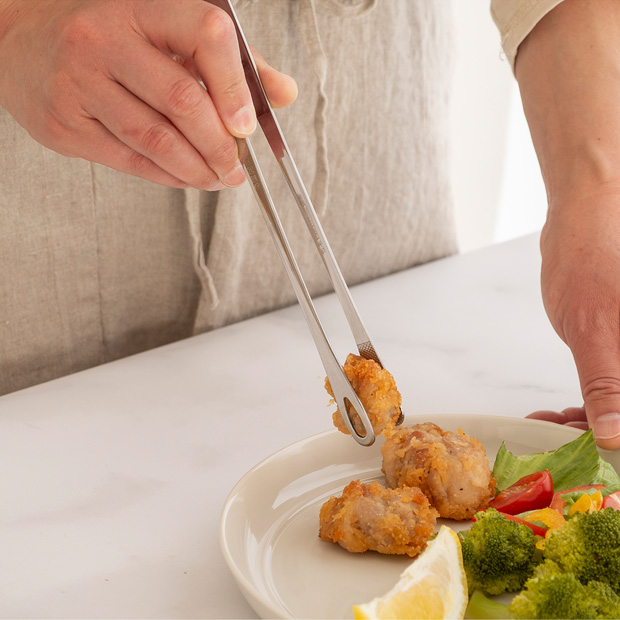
[0,0,297,189]
[514,0,620,448]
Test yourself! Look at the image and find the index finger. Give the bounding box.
[135,0,256,137]
[526,407,589,430]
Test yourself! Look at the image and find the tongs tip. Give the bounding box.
[357,344,405,428]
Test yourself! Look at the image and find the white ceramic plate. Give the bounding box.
[219,414,620,619]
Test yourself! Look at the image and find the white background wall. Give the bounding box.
[450,0,547,253]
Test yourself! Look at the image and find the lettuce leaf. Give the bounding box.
[592,459,620,492]
[493,430,620,492]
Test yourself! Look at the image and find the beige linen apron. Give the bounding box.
[0,0,457,396]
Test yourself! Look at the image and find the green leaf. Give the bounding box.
[592,459,620,493]
[493,430,612,492]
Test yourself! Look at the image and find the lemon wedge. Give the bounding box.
[353,526,467,620]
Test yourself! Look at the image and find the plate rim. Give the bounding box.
[219,427,336,618]
[219,414,587,619]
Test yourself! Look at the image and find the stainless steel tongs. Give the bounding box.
[211,0,398,446]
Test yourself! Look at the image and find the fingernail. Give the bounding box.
[593,413,620,439]
[222,161,246,187]
[208,180,226,191]
[231,106,256,135]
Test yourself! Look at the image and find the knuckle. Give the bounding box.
[57,11,104,54]
[208,136,238,168]
[165,78,206,119]
[128,150,157,178]
[582,376,620,401]
[220,74,248,102]
[140,122,177,156]
[199,8,235,47]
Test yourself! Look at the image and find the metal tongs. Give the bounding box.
[210,0,400,446]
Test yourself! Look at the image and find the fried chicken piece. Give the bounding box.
[381,422,496,520]
[325,353,401,437]
[318,479,438,557]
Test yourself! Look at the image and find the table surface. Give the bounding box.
[0,233,581,619]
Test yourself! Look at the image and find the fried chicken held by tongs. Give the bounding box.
[325,353,402,438]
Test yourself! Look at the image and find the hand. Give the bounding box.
[534,195,620,449]
[516,0,620,449]
[0,0,297,189]
[528,404,620,448]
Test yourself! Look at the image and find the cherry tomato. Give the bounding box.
[488,470,554,515]
[602,490,620,511]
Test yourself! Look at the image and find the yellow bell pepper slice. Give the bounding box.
[523,507,566,550]
[524,507,566,530]
[568,490,603,516]
[591,489,604,510]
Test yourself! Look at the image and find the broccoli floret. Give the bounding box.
[585,581,620,618]
[459,508,539,596]
[544,507,620,593]
[510,560,593,619]
[509,559,620,619]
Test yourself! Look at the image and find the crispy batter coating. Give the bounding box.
[318,479,438,557]
[381,422,496,520]
[325,353,401,437]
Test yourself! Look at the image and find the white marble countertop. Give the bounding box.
[0,233,581,619]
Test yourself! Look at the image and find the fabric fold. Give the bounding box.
[183,187,220,322]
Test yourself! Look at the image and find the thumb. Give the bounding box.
[579,370,620,451]
[250,47,298,109]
